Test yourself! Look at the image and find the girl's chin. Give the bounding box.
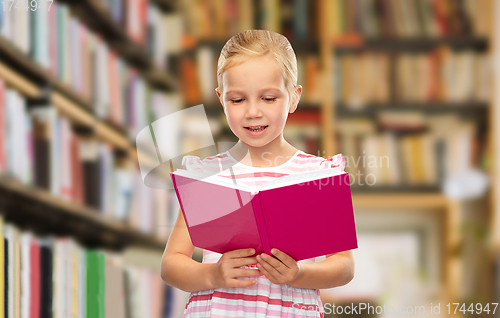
[237,136,268,146]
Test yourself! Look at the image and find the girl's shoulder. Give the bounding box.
[294,151,346,172]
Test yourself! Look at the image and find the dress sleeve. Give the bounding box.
[181,155,204,173]
[319,153,346,172]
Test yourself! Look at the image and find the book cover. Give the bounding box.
[86,250,105,318]
[29,237,40,318]
[20,233,31,318]
[38,238,52,318]
[171,167,357,261]
[104,255,126,318]
[13,227,20,318]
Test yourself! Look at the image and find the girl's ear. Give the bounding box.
[215,87,225,110]
[289,85,303,113]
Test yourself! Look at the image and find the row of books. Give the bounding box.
[0,1,183,128]
[99,0,184,60]
[324,0,491,38]
[181,50,322,107]
[180,0,317,41]
[99,0,150,46]
[0,0,182,67]
[337,115,481,187]
[0,82,180,238]
[334,49,491,108]
[0,217,175,318]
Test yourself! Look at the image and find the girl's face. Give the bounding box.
[216,55,301,149]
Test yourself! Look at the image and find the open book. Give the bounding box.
[170,167,358,261]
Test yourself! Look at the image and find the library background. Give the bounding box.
[0,0,499,317]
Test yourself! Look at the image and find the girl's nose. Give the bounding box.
[245,101,263,118]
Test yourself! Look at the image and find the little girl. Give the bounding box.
[161,30,354,318]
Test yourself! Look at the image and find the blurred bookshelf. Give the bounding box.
[0,0,184,245]
[0,0,498,316]
[322,0,497,311]
[0,0,186,316]
[59,0,178,90]
[174,0,498,313]
[0,176,164,250]
[176,0,325,150]
[335,36,488,52]
[328,0,492,196]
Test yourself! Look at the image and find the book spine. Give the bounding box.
[251,193,271,254]
[170,173,189,228]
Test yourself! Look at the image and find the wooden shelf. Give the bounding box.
[60,0,177,91]
[0,176,164,251]
[186,38,320,54]
[352,192,449,209]
[351,185,442,193]
[335,36,489,53]
[151,0,177,11]
[336,102,489,117]
[0,35,94,110]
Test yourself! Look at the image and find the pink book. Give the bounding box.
[170,167,358,261]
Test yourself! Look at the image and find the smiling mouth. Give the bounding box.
[244,125,268,132]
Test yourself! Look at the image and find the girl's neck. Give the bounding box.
[228,138,298,168]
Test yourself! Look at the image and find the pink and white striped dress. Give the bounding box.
[180,149,346,318]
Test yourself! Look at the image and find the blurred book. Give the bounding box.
[180,0,320,40]
[0,218,168,318]
[323,0,491,38]
[335,50,491,108]
[337,115,481,189]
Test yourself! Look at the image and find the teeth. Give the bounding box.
[248,126,265,131]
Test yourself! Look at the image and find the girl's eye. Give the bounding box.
[263,98,277,102]
[231,99,244,104]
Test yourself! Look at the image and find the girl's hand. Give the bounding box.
[256,248,303,286]
[210,248,262,289]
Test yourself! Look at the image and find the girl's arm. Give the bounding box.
[288,250,355,289]
[161,208,261,293]
[256,249,355,290]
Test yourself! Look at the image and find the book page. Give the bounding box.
[172,169,256,192]
[173,167,347,193]
[257,167,346,191]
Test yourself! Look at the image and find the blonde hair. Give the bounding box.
[217,30,299,103]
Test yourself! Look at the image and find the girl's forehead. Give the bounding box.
[222,57,285,90]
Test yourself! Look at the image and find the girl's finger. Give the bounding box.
[256,263,278,284]
[256,255,281,279]
[229,279,256,289]
[233,268,261,278]
[270,249,296,268]
[259,253,286,275]
[232,256,258,267]
[227,248,255,258]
